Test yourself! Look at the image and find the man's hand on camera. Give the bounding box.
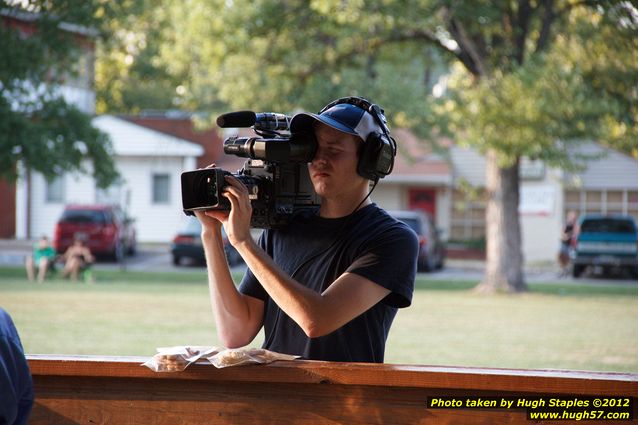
[214,175,253,248]
[194,209,224,233]
[193,163,226,234]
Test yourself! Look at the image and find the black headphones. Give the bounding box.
[318,96,397,182]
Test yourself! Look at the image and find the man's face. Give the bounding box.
[308,123,367,198]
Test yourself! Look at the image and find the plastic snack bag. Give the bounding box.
[207,347,299,368]
[143,345,220,372]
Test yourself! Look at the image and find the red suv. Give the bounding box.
[53,204,137,261]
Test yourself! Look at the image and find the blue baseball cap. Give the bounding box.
[290,102,382,142]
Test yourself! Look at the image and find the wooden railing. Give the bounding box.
[28,355,637,424]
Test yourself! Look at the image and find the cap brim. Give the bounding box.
[290,113,360,137]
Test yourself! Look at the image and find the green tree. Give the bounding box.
[0,0,118,188]
[95,0,189,114]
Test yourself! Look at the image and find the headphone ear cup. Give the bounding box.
[357,133,394,180]
[356,134,379,180]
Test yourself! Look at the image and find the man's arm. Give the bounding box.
[196,213,264,348]
[236,239,390,338]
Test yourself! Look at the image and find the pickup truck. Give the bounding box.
[571,214,638,278]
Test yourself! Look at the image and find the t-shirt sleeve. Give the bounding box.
[346,224,418,308]
[238,231,269,301]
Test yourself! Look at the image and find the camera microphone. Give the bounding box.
[216,111,291,131]
[216,111,256,128]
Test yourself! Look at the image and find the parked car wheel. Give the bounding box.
[112,242,124,262]
[435,256,445,270]
[418,254,436,272]
[127,240,137,256]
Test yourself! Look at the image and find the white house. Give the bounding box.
[15,116,203,243]
[448,142,638,264]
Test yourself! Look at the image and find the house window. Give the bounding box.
[45,176,65,203]
[564,189,638,223]
[450,189,486,243]
[152,174,170,204]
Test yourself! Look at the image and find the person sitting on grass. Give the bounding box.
[25,236,57,283]
[62,238,94,282]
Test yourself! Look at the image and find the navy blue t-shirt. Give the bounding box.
[239,203,418,362]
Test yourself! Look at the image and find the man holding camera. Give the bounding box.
[195,97,418,362]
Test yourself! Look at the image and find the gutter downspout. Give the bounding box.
[26,167,31,239]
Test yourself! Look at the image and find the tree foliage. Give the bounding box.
[94,0,187,113]
[0,0,118,187]
[440,3,637,167]
[98,1,636,157]
[97,0,447,127]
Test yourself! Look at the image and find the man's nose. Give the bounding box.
[311,149,328,165]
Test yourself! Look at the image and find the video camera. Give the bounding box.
[181,110,320,228]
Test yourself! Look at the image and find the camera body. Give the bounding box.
[181,116,320,228]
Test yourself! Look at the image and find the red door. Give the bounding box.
[408,188,436,217]
[0,180,16,238]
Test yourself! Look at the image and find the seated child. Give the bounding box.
[25,236,57,283]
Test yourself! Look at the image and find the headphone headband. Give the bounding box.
[320,96,373,114]
[319,96,392,138]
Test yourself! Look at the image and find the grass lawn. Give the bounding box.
[1,266,637,372]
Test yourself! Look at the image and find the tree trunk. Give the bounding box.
[476,150,527,293]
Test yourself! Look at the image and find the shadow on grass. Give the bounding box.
[415,277,638,297]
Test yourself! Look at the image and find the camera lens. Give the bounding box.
[192,171,219,206]
[224,137,253,158]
